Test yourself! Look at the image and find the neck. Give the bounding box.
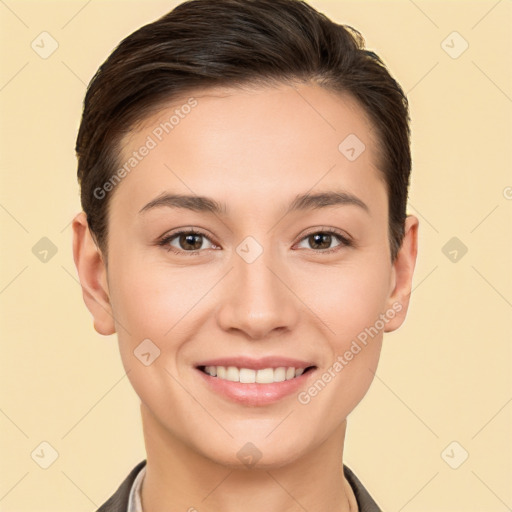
[139,403,357,512]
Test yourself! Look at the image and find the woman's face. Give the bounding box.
[86,83,416,467]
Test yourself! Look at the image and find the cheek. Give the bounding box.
[107,258,196,421]
[295,255,392,345]
[107,252,201,340]
[293,260,389,419]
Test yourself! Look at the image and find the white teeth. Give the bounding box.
[273,367,286,382]
[203,365,310,383]
[255,367,274,383]
[226,366,239,382]
[239,368,256,383]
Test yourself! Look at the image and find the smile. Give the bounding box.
[199,365,315,384]
[195,362,317,406]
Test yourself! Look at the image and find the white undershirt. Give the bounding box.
[127,464,146,512]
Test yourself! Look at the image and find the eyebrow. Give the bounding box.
[138,189,369,216]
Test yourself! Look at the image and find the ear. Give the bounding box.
[384,215,419,333]
[71,212,116,336]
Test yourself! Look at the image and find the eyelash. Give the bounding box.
[157,227,353,256]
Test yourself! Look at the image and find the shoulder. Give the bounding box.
[96,460,147,512]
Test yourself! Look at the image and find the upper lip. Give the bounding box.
[195,356,316,370]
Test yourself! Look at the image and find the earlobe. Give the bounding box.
[71,212,116,336]
[384,215,419,333]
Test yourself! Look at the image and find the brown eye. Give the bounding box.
[308,233,333,250]
[296,229,352,254]
[158,230,217,254]
[178,233,204,250]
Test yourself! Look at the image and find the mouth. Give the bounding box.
[194,359,318,406]
[197,365,316,384]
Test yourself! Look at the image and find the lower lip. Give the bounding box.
[195,367,316,406]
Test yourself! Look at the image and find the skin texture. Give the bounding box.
[72,82,418,512]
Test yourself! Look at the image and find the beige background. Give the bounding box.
[0,0,511,510]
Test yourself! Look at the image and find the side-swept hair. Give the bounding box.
[76,0,411,261]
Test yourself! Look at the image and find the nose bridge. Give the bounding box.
[216,236,298,339]
[238,245,280,302]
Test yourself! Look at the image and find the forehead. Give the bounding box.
[111,83,386,218]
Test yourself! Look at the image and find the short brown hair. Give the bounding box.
[76,0,411,261]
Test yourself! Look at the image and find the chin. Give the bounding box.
[193,430,310,471]
[208,447,303,471]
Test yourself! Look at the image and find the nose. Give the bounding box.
[215,244,300,340]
